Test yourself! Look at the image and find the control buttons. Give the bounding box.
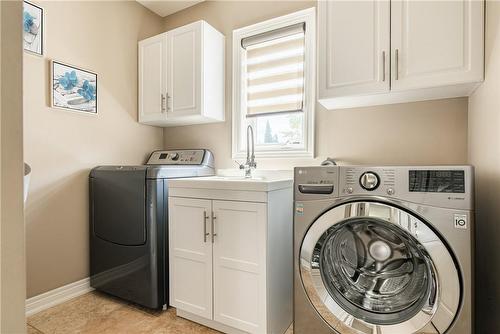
[387,188,395,196]
[346,187,353,194]
[359,172,380,191]
[170,153,179,161]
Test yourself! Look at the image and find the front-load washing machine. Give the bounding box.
[294,166,473,334]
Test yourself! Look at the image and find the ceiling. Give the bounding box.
[136,0,205,17]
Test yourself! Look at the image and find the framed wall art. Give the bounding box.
[51,61,98,114]
[23,1,44,56]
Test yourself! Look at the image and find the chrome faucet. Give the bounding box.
[244,125,257,178]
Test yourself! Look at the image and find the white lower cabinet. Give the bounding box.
[169,197,213,319]
[169,186,292,334]
[212,200,267,333]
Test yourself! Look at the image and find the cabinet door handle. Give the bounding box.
[382,51,386,82]
[395,49,399,80]
[211,212,217,243]
[161,94,166,113]
[166,93,171,111]
[203,210,210,243]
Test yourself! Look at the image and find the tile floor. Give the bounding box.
[27,291,294,334]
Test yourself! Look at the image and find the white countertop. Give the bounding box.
[169,169,293,192]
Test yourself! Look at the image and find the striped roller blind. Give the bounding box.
[242,23,305,117]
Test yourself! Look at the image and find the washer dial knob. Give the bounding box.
[170,153,180,161]
[360,172,380,191]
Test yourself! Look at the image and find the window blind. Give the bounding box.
[242,23,305,117]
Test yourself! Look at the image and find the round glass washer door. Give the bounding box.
[299,201,461,334]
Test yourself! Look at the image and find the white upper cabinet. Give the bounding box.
[139,21,225,127]
[167,22,201,118]
[318,0,484,110]
[318,0,390,98]
[138,34,168,124]
[391,0,484,91]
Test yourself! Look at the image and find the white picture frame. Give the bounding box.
[50,60,98,114]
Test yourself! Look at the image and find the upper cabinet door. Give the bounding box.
[318,0,390,99]
[168,197,213,320]
[391,0,484,91]
[212,200,267,334]
[167,22,202,118]
[138,33,168,125]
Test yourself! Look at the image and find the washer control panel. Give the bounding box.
[294,165,472,210]
[146,150,206,165]
[342,167,396,196]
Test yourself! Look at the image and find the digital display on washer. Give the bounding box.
[159,153,168,160]
[409,170,465,193]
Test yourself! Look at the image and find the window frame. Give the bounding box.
[232,7,316,159]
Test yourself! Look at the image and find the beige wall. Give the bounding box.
[468,1,500,332]
[24,1,164,297]
[1,0,27,332]
[162,1,468,168]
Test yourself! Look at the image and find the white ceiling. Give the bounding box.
[136,0,205,17]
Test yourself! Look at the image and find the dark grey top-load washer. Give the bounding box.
[89,149,214,309]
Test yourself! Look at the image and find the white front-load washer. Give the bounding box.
[293,166,473,334]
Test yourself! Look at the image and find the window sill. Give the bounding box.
[233,150,314,160]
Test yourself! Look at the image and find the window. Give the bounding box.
[232,8,315,158]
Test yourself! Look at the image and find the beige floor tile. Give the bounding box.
[27,325,43,334]
[28,291,127,334]
[26,291,297,334]
[27,292,224,334]
[130,308,221,334]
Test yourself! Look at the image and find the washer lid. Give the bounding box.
[299,201,460,334]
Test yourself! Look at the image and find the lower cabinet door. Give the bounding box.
[169,197,213,319]
[212,200,267,333]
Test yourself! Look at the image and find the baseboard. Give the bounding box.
[26,277,94,316]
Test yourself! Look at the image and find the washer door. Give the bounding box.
[300,201,460,334]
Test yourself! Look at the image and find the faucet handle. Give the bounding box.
[234,160,245,169]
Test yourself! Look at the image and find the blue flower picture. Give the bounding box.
[59,71,79,91]
[78,80,96,101]
[51,61,98,114]
[23,11,35,32]
[23,1,43,55]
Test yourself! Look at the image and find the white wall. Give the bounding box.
[24,1,164,297]
[468,1,500,332]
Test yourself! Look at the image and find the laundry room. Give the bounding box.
[0,0,498,333]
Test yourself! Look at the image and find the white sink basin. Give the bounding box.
[169,170,293,192]
[208,175,265,181]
